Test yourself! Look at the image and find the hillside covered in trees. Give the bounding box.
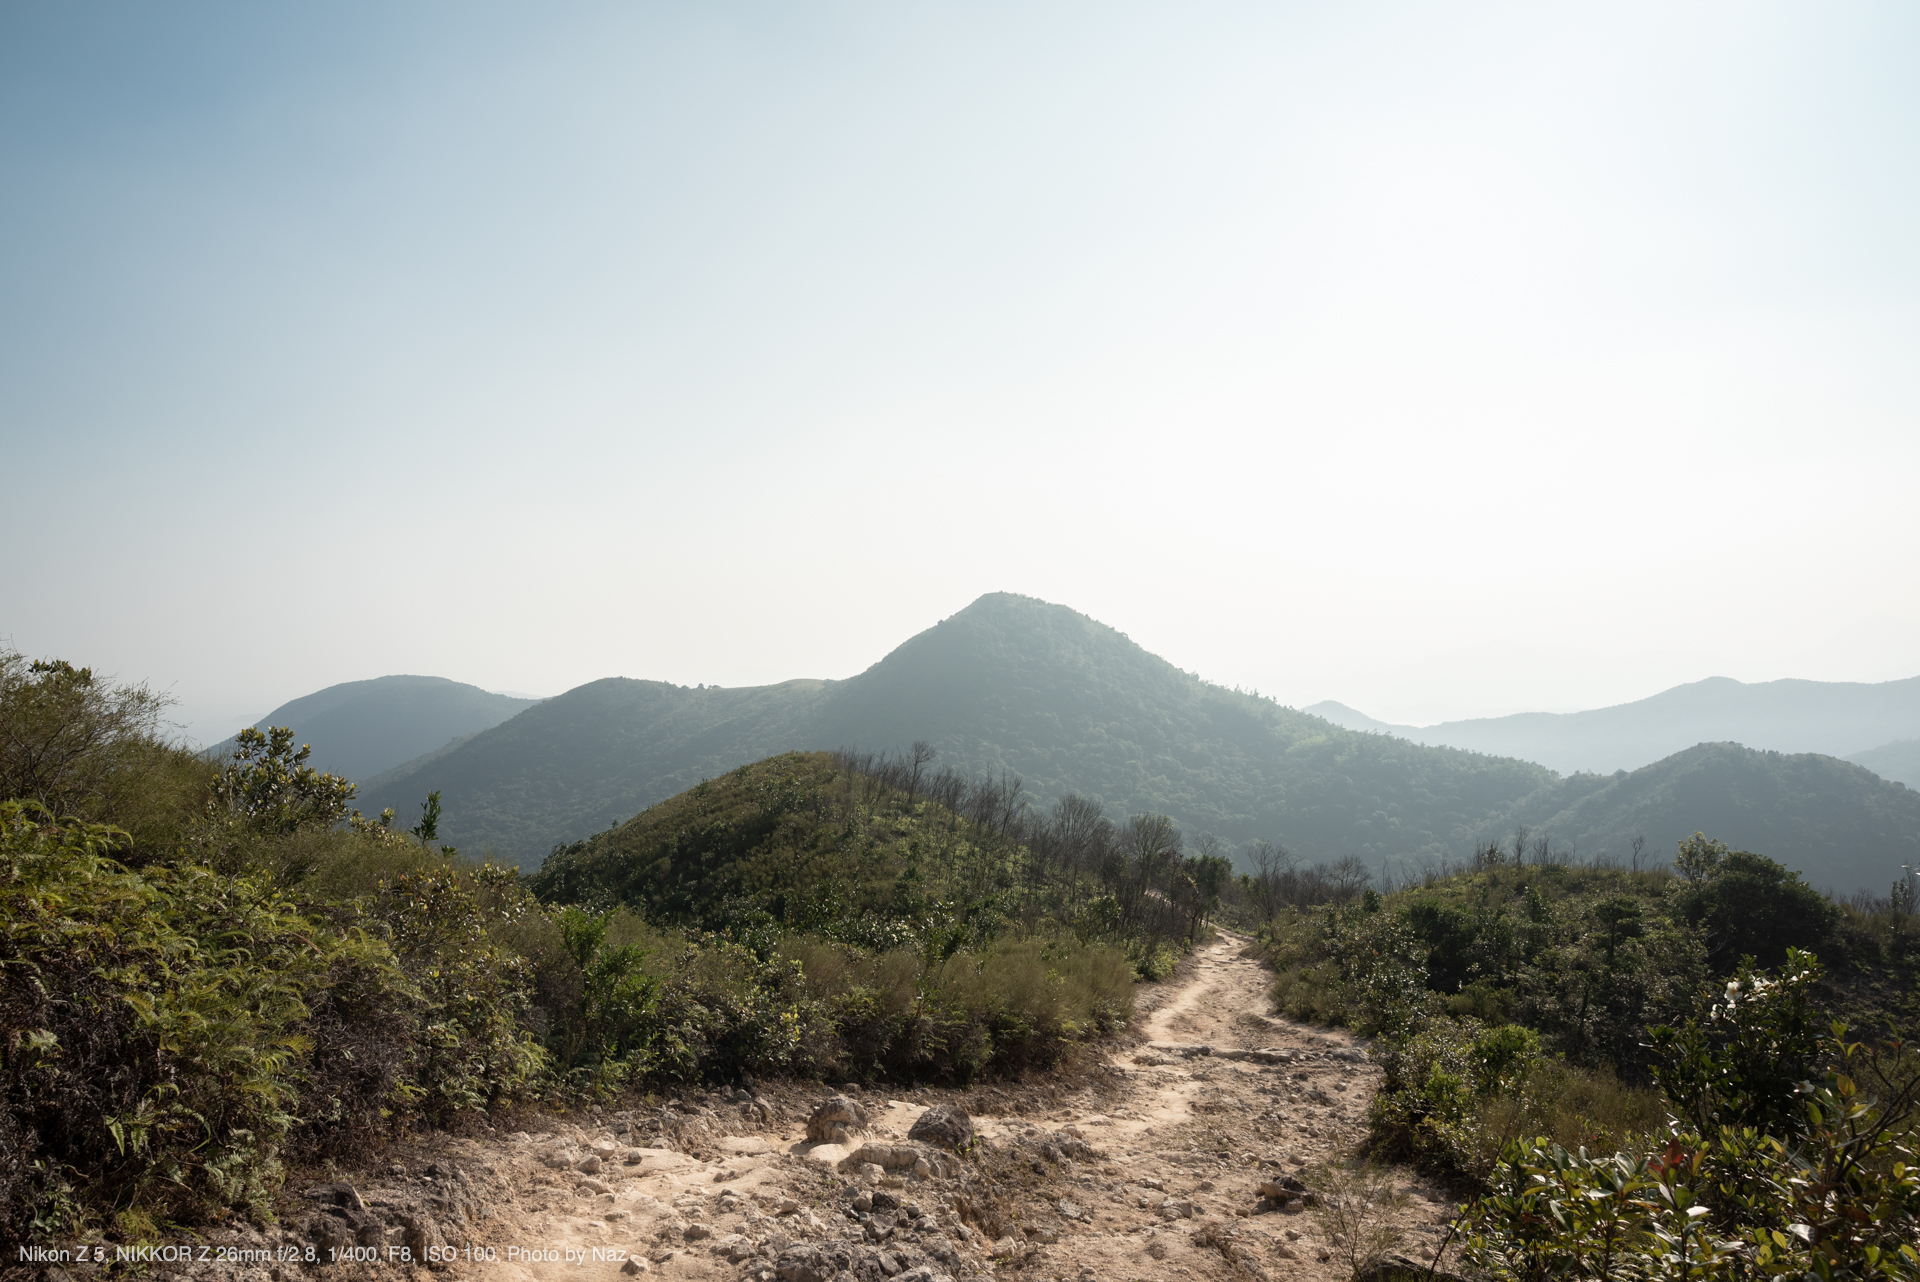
[1502,742,1920,894]
[358,594,1555,863]
[353,594,1920,893]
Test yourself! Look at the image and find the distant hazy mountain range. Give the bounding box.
[211,675,540,783]
[1846,739,1920,790]
[196,594,1909,894]
[1304,676,1920,785]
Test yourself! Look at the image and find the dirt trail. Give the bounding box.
[215,935,1457,1282]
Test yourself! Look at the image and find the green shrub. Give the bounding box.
[1367,1019,1480,1175]
[1368,1018,1665,1185]
[363,862,546,1121]
[1261,898,1429,1035]
[1671,836,1842,971]
[0,804,412,1243]
[1470,1024,1541,1095]
[1130,938,1180,982]
[1462,949,1920,1280]
[0,653,208,863]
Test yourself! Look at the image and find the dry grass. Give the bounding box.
[1469,1060,1668,1173]
[1306,1161,1408,1280]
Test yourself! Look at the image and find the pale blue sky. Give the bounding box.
[3,2,1917,741]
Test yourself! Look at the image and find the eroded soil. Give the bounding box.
[169,934,1462,1282]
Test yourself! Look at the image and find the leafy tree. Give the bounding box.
[0,649,204,857]
[1675,831,1731,882]
[412,789,442,844]
[1672,843,1840,969]
[1593,894,1645,965]
[209,725,358,835]
[0,654,170,811]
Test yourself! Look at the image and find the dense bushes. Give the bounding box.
[1461,951,1920,1280]
[514,913,1135,1091]
[1365,1017,1666,1180]
[0,804,412,1240]
[534,750,1230,967]
[1267,892,1430,1037]
[1671,833,1843,969]
[1248,830,1920,1276]
[1254,833,1918,1197]
[0,653,1197,1250]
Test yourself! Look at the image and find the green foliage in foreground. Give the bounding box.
[1250,828,1920,1278]
[1460,952,1920,1281]
[0,653,1163,1251]
[0,803,542,1247]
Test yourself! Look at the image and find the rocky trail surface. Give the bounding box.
[190,935,1460,1282]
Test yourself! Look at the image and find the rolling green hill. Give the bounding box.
[362,676,830,854]
[213,675,540,782]
[1497,742,1920,895]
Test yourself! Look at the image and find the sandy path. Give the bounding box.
[248,934,1456,1282]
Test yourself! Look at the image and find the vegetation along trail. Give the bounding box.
[218,933,1453,1282]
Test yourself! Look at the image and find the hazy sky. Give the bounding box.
[4,2,1917,743]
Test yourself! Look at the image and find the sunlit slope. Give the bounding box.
[803,592,1553,861]
[345,597,1920,890]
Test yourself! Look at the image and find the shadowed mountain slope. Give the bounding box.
[347,595,1920,893]
[213,675,541,782]
[1501,743,1920,896]
[360,594,1552,867]
[361,677,830,856]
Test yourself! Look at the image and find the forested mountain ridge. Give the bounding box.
[213,674,540,782]
[1496,742,1920,894]
[360,594,1555,867]
[361,676,832,854]
[338,595,1920,894]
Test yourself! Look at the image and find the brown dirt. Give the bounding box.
[173,932,1463,1282]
